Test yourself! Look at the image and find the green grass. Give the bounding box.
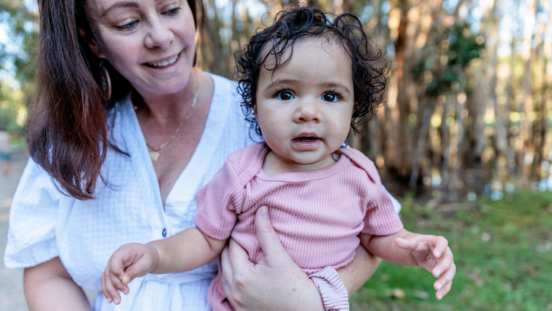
[350,191,552,311]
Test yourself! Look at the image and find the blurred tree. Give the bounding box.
[0,0,38,135]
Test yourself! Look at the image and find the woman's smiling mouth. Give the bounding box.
[145,53,180,68]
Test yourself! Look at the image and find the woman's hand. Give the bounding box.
[395,235,455,299]
[101,243,160,305]
[24,257,92,311]
[220,206,325,311]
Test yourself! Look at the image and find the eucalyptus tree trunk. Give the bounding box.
[519,0,536,183]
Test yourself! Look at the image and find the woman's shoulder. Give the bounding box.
[204,72,240,101]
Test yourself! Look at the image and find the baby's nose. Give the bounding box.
[294,101,321,123]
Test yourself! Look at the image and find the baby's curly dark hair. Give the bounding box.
[235,7,388,137]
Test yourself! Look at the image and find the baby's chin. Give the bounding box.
[276,151,337,168]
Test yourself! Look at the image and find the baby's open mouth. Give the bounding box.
[293,137,320,142]
[145,53,180,69]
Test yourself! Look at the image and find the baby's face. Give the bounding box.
[255,38,355,167]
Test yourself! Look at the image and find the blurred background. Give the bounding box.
[1,0,551,310]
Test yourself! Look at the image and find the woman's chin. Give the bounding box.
[134,80,189,97]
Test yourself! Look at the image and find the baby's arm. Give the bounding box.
[360,229,455,299]
[102,228,226,305]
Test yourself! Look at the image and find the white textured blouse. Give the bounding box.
[4,73,401,311]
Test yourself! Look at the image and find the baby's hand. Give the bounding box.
[101,243,160,305]
[395,235,455,300]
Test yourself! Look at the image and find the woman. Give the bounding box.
[4,0,396,309]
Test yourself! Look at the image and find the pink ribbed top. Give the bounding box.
[195,143,403,310]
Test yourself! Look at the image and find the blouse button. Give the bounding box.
[162,228,167,238]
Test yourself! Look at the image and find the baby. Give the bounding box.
[102,7,456,310]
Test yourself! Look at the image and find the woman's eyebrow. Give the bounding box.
[100,1,140,17]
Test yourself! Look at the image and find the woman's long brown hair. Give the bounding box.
[29,0,201,200]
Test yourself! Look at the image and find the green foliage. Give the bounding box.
[351,190,552,311]
[0,0,38,134]
[411,22,485,98]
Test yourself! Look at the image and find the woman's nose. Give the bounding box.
[293,101,321,123]
[144,20,174,49]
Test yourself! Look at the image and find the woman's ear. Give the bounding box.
[78,28,105,58]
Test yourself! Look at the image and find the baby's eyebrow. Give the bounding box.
[266,79,298,89]
[266,79,351,94]
[321,82,351,94]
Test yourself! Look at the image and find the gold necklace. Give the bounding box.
[136,70,201,162]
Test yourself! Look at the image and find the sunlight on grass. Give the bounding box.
[350,191,552,311]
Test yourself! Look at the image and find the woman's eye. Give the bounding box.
[276,91,294,101]
[164,7,181,15]
[119,21,138,30]
[322,93,339,102]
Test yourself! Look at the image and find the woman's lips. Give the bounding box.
[144,52,181,69]
[291,137,321,150]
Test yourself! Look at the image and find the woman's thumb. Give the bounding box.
[254,206,287,265]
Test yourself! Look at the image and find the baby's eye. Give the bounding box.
[322,93,339,102]
[276,91,295,101]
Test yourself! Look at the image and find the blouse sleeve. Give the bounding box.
[194,159,244,240]
[4,158,62,268]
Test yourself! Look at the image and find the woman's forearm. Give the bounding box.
[24,257,91,311]
[337,244,382,297]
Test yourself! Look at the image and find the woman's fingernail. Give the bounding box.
[260,206,268,218]
[434,269,440,276]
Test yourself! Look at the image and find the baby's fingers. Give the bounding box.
[432,247,454,277]
[432,236,448,258]
[110,271,130,297]
[102,270,121,304]
[436,280,452,300]
[434,262,456,296]
[394,237,413,250]
[121,257,154,285]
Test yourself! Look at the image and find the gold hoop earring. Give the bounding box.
[99,59,112,101]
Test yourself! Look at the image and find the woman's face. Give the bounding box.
[83,0,196,96]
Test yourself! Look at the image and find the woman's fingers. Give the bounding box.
[220,244,233,281]
[226,238,253,274]
[432,247,454,277]
[254,206,288,267]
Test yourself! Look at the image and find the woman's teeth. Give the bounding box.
[147,54,179,68]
